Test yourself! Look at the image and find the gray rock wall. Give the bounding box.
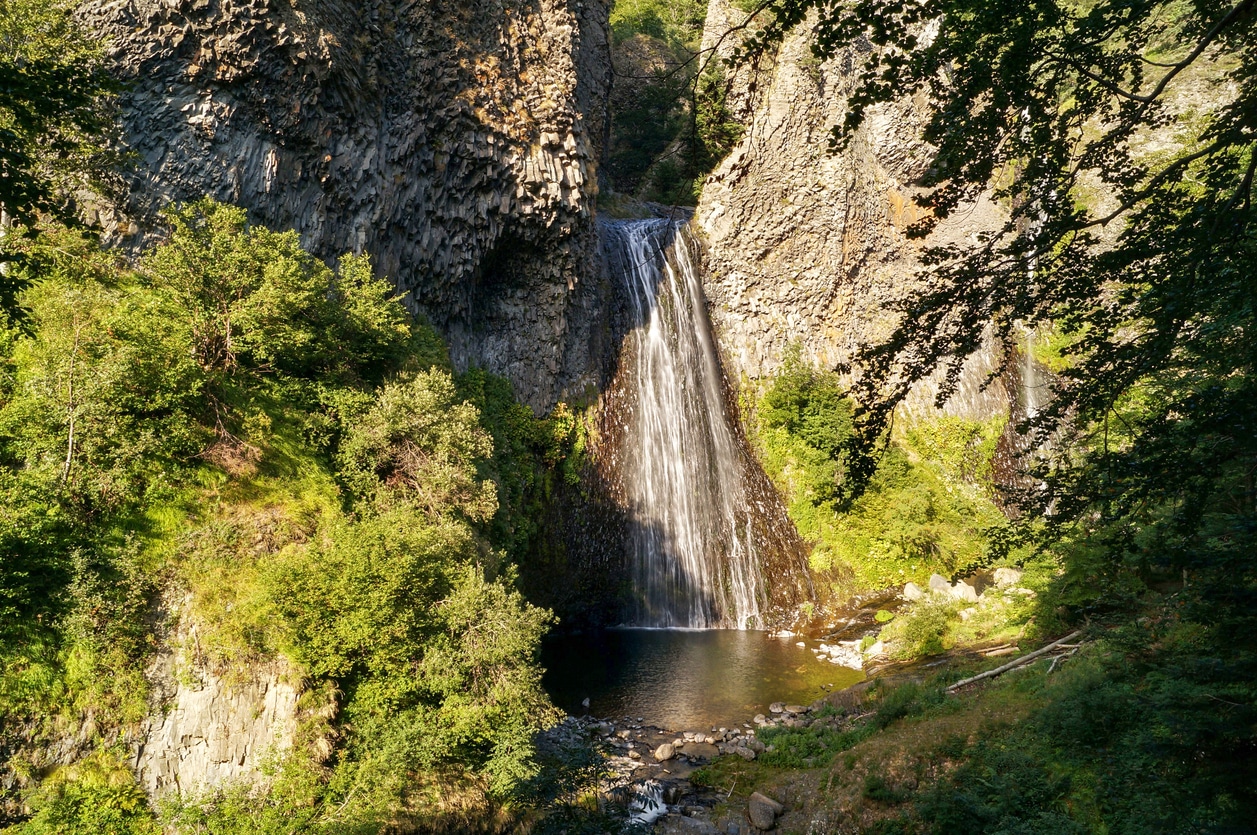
[696,2,1010,421]
[133,652,301,798]
[79,0,614,411]
[129,596,306,799]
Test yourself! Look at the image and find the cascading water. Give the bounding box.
[601,218,790,630]
[1021,324,1045,420]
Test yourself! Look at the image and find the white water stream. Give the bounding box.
[604,219,767,629]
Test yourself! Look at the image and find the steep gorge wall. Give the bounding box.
[79,0,615,411]
[696,1,1011,421]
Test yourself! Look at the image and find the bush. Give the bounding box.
[0,203,566,830]
[142,199,412,384]
[868,681,947,729]
[749,349,1007,598]
[877,598,964,660]
[336,369,497,521]
[756,722,874,769]
[18,751,159,835]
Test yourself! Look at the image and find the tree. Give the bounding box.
[0,0,120,314]
[337,370,498,522]
[732,4,1257,826]
[141,199,413,386]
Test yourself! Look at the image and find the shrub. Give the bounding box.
[18,750,159,835]
[749,349,1008,599]
[336,369,497,521]
[877,598,963,660]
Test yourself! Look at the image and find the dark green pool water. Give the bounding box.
[541,628,864,731]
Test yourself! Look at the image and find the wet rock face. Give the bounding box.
[79,0,614,411]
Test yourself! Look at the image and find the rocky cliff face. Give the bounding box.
[132,601,306,799]
[79,0,614,411]
[696,1,1010,421]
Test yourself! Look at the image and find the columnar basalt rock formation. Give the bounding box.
[134,653,302,798]
[79,0,614,411]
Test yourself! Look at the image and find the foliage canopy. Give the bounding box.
[0,0,120,314]
[0,201,576,832]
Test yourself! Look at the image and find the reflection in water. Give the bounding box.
[541,628,864,731]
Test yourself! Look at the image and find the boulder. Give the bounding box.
[903,581,925,601]
[951,581,979,603]
[747,792,782,830]
[655,743,676,762]
[928,573,951,595]
[768,702,785,714]
[784,704,807,715]
[994,567,1023,587]
[959,607,978,622]
[753,713,767,724]
[733,746,756,761]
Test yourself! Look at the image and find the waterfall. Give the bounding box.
[1021,325,1045,420]
[601,218,775,630]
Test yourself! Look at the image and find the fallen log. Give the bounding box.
[947,630,1084,692]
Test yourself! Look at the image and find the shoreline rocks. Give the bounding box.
[539,678,844,833]
[748,791,783,831]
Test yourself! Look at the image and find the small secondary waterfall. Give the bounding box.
[601,218,775,629]
[1020,325,1044,419]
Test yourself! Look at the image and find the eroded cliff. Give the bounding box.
[696,1,1011,421]
[79,0,614,411]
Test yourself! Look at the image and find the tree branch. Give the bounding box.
[1132,0,1255,109]
[947,630,1084,692]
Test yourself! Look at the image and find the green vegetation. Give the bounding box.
[0,201,581,832]
[724,0,1257,829]
[700,634,1255,832]
[748,348,1010,600]
[605,0,745,204]
[0,0,121,316]
[17,751,158,835]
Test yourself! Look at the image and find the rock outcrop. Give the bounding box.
[79,0,614,411]
[696,1,1010,421]
[130,597,311,799]
[134,655,301,799]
